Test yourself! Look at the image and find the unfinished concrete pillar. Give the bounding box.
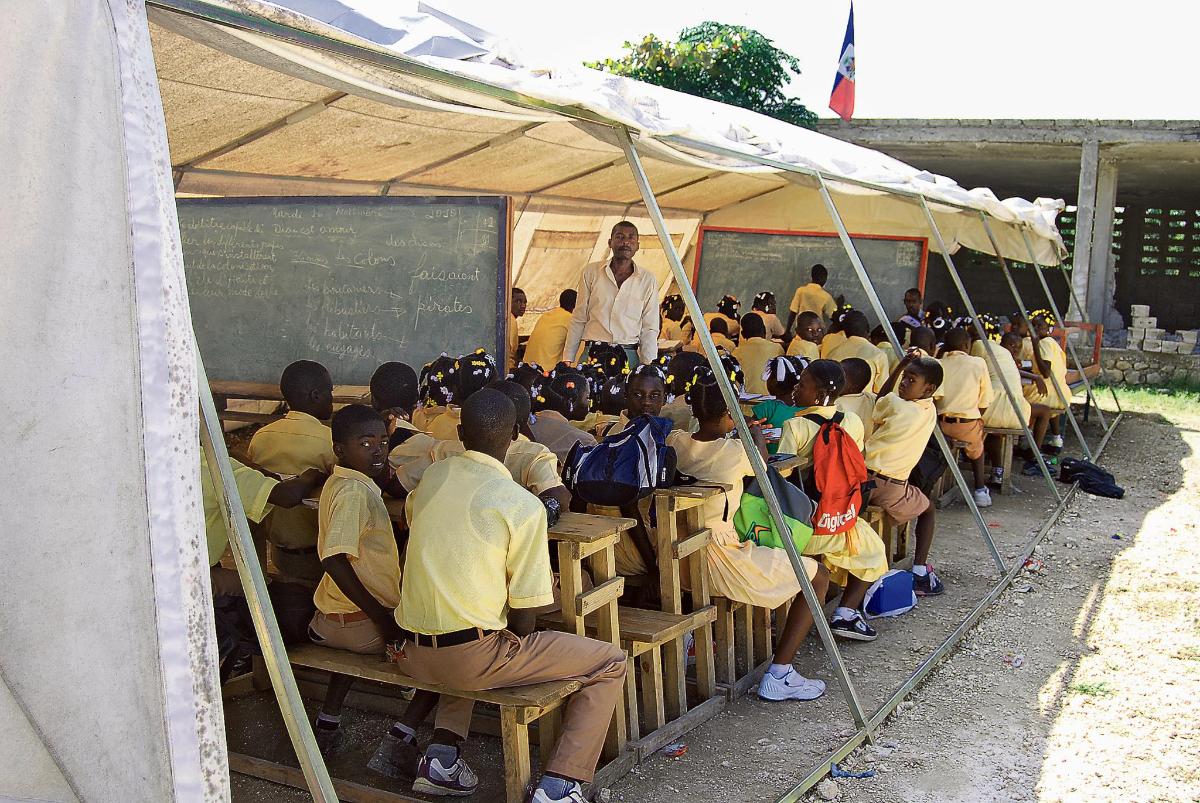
[1088,158,1119,325]
[1070,138,1100,320]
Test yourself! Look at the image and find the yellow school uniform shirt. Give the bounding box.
[398,451,553,634]
[658,396,696,434]
[936,351,992,419]
[732,337,785,395]
[411,404,446,433]
[834,392,878,441]
[531,409,596,463]
[703,312,741,339]
[786,337,820,360]
[426,405,462,442]
[246,410,337,549]
[866,393,937,479]
[978,340,1031,430]
[819,330,847,359]
[1020,336,1034,363]
[686,332,736,354]
[313,466,401,615]
[754,310,787,340]
[877,341,901,373]
[789,282,837,319]
[201,453,278,566]
[1024,337,1070,410]
[827,335,891,394]
[660,318,687,343]
[524,307,573,370]
[432,438,562,496]
[666,431,818,609]
[778,404,865,469]
[387,420,439,492]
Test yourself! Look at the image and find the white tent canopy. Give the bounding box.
[150,0,1066,324]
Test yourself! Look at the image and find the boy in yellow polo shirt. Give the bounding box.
[390,389,627,801]
[827,311,890,393]
[307,404,439,767]
[866,351,944,596]
[835,358,878,441]
[733,312,784,395]
[247,360,337,586]
[525,289,577,369]
[787,263,838,331]
[936,328,994,508]
[786,311,823,360]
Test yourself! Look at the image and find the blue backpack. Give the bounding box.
[562,415,676,507]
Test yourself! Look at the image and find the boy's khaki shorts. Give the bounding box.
[868,475,930,524]
[939,417,984,460]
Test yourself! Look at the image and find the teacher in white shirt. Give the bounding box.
[562,221,660,367]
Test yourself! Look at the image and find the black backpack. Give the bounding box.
[1058,458,1124,499]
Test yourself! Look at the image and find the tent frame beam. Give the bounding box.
[196,349,338,802]
[923,204,1061,500]
[616,126,874,738]
[381,122,544,188]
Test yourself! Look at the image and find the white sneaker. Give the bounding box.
[531,781,587,803]
[1048,435,1064,449]
[973,487,993,508]
[757,667,826,701]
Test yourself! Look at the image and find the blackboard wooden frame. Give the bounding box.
[178,194,511,381]
[691,224,930,301]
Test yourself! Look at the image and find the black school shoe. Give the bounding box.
[830,612,877,641]
[913,567,945,597]
[367,733,421,779]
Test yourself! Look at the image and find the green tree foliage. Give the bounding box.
[586,22,816,128]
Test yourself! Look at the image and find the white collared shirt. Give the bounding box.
[562,259,660,364]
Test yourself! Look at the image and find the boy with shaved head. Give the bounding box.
[391,389,627,801]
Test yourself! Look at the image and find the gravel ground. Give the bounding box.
[229,395,1200,803]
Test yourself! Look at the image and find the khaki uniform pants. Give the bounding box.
[939,417,985,460]
[308,612,386,655]
[394,630,627,782]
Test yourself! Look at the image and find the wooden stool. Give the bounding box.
[863,505,911,566]
[983,427,1022,495]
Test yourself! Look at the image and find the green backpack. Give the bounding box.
[733,464,815,553]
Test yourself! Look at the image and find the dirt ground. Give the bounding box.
[227,392,1200,802]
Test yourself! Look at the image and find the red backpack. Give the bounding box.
[802,412,869,536]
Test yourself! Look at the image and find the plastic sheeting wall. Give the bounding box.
[0,2,223,801]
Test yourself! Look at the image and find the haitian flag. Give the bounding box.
[829,3,856,120]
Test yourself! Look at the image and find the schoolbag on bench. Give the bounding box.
[802,412,869,536]
[562,414,676,507]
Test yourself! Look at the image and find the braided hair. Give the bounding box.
[418,354,457,408]
[1027,308,1057,329]
[584,343,629,378]
[803,359,846,406]
[687,368,730,423]
[664,351,707,400]
[660,293,685,322]
[752,291,775,312]
[453,348,499,403]
[829,303,854,333]
[977,313,1002,342]
[597,375,628,415]
[762,355,809,397]
[545,372,590,420]
[716,294,740,319]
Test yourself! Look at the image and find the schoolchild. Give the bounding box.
[786,311,823,360]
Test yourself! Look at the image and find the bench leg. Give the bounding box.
[639,647,666,733]
[734,602,753,678]
[537,706,561,770]
[663,637,688,722]
[587,548,627,759]
[624,656,641,743]
[500,708,532,803]
[683,507,716,703]
[1000,434,1014,495]
[753,607,772,667]
[714,597,736,686]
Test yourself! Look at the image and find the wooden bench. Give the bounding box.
[932,439,966,509]
[863,505,910,567]
[211,380,371,424]
[281,644,579,803]
[983,427,1023,495]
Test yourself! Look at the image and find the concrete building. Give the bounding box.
[817,120,1200,331]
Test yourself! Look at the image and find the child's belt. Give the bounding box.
[400,626,495,648]
[867,470,906,486]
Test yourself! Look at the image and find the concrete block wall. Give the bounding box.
[1100,348,1200,387]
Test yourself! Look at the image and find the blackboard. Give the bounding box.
[178,196,508,384]
[922,247,1070,319]
[692,228,928,326]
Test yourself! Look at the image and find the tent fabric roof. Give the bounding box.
[147,0,1066,265]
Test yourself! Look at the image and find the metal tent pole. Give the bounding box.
[1019,226,1122,418]
[918,202,1060,501]
[615,126,873,736]
[196,348,339,803]
[992,248,1095,461]
[815,179,1006,574]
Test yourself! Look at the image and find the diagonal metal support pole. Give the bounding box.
[919,202,1060,502]
[615,126,873,736]
[1019,227,1122,417]
[196,347,339,803]
[993,249,1094,461]
[817,181,1005,574]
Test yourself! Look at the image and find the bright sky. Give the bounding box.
[427,0,1192,120]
